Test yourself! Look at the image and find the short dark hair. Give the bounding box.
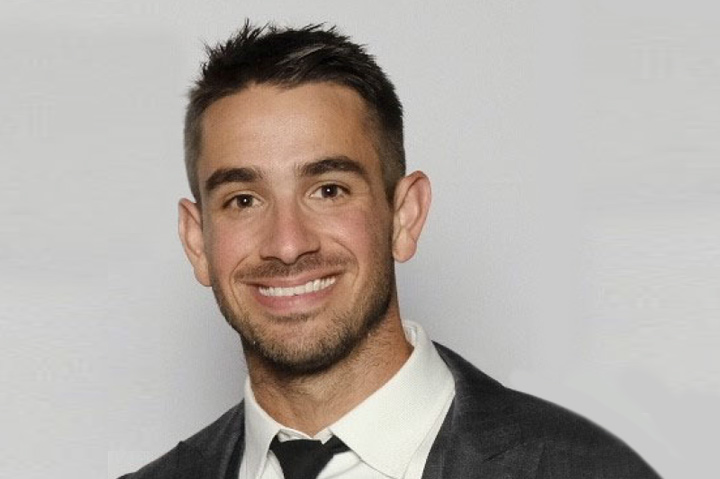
[184,22,406,203]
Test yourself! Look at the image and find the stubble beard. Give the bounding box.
[210,252,395,376]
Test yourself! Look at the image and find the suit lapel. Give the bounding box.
[174,402,246,479]
[422,344,532,479]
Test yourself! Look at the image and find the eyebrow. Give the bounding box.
[203,156,368,195]
[204,167,263,194]
[299,156,368,180]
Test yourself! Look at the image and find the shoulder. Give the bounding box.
[433,343,661,478]
[118,402,244,479]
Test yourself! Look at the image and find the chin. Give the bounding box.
[240,323,362,376]
[220,291,392,376]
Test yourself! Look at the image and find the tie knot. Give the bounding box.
[270,436,349,479]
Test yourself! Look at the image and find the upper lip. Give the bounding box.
[244,270,341,289]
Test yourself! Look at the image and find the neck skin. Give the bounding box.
[244,298,412,437]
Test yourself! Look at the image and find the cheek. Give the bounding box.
[205,222,256,275]
[323,207,391,258]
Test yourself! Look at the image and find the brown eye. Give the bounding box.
[321,184,340,198]
[311,184,348,200]
[233,194,255,208]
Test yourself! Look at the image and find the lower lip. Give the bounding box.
[250,278,338,313]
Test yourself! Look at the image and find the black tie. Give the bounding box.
[270,435,349,479]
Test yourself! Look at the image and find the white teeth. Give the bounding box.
[258,277,336,297]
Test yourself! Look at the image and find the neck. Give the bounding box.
[246,304,412,436]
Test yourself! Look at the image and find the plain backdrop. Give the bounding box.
[1,1,717,478]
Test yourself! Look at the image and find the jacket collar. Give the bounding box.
[422,343,528,479]
[173,402,246,479]
[174,341,523,479]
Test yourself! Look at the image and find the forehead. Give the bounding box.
[198,82,380,182]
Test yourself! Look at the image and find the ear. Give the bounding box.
[391,171,432,263]
[178,198,211,287]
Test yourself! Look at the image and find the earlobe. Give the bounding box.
[178,198,211,286]
[392,171,432,263]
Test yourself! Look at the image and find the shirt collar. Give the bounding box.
[242,320,455,479]
[243,383,338,479]
[242,381,281,479]
[329,321,454,477]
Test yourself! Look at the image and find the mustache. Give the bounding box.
[233,254,350,281]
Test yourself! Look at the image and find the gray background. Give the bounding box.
[1,1,717,478]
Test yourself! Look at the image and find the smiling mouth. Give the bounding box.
[257,276,337,297]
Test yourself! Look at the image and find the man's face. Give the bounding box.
[183,83,399,374]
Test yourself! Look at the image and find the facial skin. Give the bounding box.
[179,82,431,379]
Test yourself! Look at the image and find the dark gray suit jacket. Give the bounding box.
[121,344,660,478]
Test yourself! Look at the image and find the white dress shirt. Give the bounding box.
[238,321,455,479]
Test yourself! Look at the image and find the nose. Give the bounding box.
[259,202,321,264]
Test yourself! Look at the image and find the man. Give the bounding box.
[122,23,660,478]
